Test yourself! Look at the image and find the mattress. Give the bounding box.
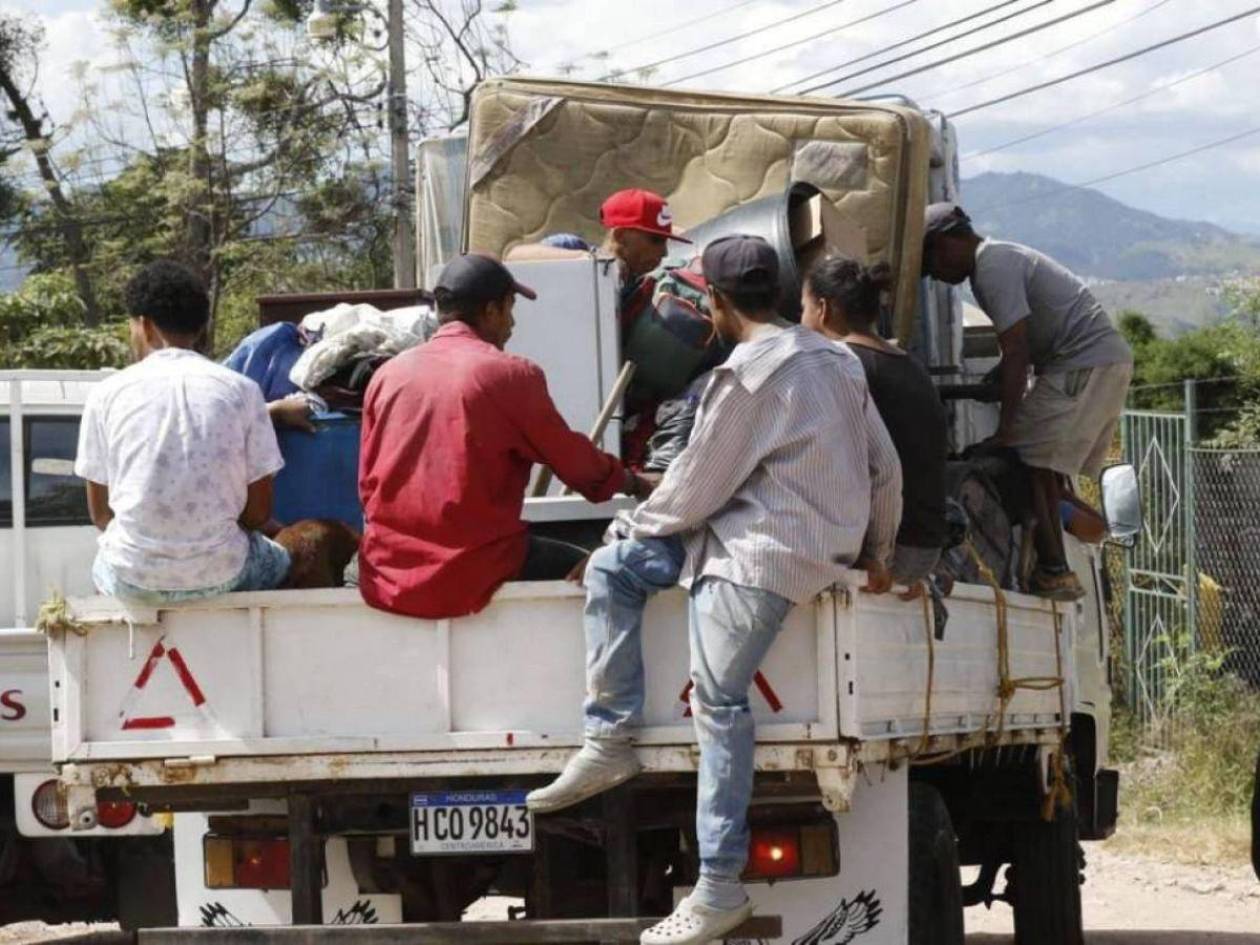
[464,78,932,339]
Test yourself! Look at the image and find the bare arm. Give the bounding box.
[85,481,113,531]
[239,477,275,531]
[995,319,1032,443]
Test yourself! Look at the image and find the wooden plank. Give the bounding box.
[139,916,783,945]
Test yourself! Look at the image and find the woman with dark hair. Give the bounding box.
[802,257,947,596]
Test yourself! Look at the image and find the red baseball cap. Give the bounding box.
[600,189,692,243]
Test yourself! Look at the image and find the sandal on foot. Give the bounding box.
[640,894,753,945]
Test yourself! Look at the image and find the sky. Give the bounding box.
[6,0,1260,234]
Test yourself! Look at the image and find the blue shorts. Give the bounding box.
[92,531,291,605]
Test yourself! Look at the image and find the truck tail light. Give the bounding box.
[205,836,291,890]
[31,779,69,830]
[743,822,838,883]
[96,799,138,829]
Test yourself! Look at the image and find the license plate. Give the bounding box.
[410,790,534,855]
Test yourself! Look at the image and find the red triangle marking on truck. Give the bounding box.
[117,635,213,731]
[677,671,784,717]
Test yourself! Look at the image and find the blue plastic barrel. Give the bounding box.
[273,413,363,531]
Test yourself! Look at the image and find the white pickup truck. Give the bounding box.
[0,371,171,928]
[43,80,1135,945]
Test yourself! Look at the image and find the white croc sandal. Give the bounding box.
[640,894,754,945]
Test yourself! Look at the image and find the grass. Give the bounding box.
[1106,646,1260,868]
[1106,811,1252,868]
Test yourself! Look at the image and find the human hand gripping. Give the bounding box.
[856,556,892,594]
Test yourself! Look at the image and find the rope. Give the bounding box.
[908,544,1074,818]
[34,592,88,637]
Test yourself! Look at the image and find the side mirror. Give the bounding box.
[1099,463,1141,548]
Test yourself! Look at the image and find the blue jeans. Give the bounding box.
[92,531,292,604]
[584,537,688,738]
[582,538,792,904]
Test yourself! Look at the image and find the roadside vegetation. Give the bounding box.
[1108,635,1260,867]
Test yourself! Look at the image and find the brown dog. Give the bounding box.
[271,519,361,589]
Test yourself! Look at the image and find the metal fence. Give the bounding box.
[1119,382,1260,733]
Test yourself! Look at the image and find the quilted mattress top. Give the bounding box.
[464,78,933,338]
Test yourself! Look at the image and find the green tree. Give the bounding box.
[0,272,127,368]
[1123,286,1260,443]
[0,13,99,324]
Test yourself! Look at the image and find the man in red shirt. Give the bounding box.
[358,254,646,619]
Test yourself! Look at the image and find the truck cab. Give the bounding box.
[0,371,172,927]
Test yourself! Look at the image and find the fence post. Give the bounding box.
[1121,413,1137,709]
[1184,380,1198,655]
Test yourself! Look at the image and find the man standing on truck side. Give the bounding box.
[357,253,653,620]
[922,203,1133,602]
[527,236,902,945]
[75,260,292,604]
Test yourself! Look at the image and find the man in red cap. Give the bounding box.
[507,187,690,285]
[357,253,653,619]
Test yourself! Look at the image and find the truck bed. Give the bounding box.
[50,571,1074,813]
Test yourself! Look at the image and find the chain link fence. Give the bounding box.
[1116,379,1260,742]
[1192,448,1260,688]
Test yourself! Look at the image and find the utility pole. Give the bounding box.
[387,0,416,288]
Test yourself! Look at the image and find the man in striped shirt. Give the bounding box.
[527,236,901,945]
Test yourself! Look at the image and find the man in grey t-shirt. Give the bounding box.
[922,203,1132,601]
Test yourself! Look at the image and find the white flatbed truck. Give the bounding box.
[40,79,1134,944]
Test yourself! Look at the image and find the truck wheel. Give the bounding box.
[908,782,964,945]
[115,838,177,930]
[1010,804,1084,945]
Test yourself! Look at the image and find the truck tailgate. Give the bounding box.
[49,574,1072,769]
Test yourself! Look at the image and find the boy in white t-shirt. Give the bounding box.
[75,260,291,603]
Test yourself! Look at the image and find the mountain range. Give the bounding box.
[962,172,1260,334]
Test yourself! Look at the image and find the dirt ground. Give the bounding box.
[966,843,1260,941]
[3,845,1257,943]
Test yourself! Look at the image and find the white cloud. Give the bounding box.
[6,0,1260,232]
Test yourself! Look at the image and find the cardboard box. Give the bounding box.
[790,193,867,275]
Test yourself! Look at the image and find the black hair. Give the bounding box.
[433,287,505,326]
[712,282,780,318]
[805,256,894,330]
[124,260,209,336]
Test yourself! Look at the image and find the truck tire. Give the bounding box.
[115,838,177,930]
[908,782,964,945]
[1010,804,1084,945]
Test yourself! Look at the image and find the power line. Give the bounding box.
[580,0,762,61]
[974,124,1260,212]
[829,0,1119,96]
[793,0,1059,96]
[928,0,1179,106]
[961,41,1260,160]
[664,0,920,88]
[775,0,1034,94]
[948,4,1260,117]
[601,0,853,82]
